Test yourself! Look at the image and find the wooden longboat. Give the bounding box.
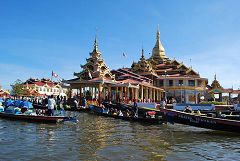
[33,104,90,112]
[64,107,90,112]
[89,105,163,124]
[160,108,240,133]
[0,112,76,123]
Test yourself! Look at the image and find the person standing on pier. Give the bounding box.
[48,95,56,116]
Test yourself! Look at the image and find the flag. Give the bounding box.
[52,71,58,78]
[88,71,92,79]
[123,53,127,58]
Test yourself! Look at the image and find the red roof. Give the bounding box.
[35,82,45,86]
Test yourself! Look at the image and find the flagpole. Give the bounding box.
[51,71,53,82]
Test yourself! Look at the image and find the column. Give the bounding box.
[149,88,152,101]
[195,90,198,104]
[146,87,148,101]
[141,85,143,101]
[120,87,123,102]
[116,87,118,102]
[98,84,103,106]
[131,87,134,101]
[79,86,82,105]
[107,87,111,101]
[153,88,156,102]
[127,87,129,103]
[135,88,138,101]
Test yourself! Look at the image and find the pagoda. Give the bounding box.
[74,38,114,80]
[130,28,208,103]
[66,38,164,105]
[131,49,155,74]
[149,28,169,67]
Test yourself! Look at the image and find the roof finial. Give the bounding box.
[141,48,145,59]
[214,73,217,80]
[157,24,160,40]
[93,27,99,52]
[93,36,98,52]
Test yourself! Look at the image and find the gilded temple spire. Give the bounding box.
[154,26,165,58]
[141,48,145,59]
[93,36,98,52]
[149,26,168,65]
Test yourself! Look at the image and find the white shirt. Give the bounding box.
[48,98,56,109]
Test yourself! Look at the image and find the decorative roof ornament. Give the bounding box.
[141,48,145,59]
[152,27,166,58]
[74,37,114,80]
[93,36,98,52]
[211,73,222,89]
[131,48,155,73]
[148,26,170,67]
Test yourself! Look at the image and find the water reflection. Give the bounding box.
[0,113,240,161]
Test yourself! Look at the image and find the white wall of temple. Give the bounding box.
[167,90,204,103]
[34,86,68,96]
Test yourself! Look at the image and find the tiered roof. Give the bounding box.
[211,74,222,89]
[111,68,163,90]
[131,28,201,79]
[74,38,114,80]
[0,89,10,97]
[24,78,59,87]
[131,49,155,75]
[154,59,199,78]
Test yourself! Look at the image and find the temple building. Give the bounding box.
[0,89,10,98]
[207,74,240,104]
[22,78,68,97]
[66,28,210,104]
[130,28,208,103]
[65,38,164,105]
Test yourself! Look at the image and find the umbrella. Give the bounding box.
[19,101,33,109]
[5,99,14,107]
[14,100,23,107]
[0,98,4,103]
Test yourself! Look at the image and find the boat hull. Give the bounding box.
[90,105,163,124]
[161,108,240,133]
[0,112,71,123]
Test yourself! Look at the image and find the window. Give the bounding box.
[188,80,195,86]
[159,80,163,86]
[198,80,202,86]
[179,80,183,86]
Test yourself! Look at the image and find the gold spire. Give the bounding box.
[93,37,98,52]
[141,48,145,59]
[211,73,222,89]
[150,26,166,62]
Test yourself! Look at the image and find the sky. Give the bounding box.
[0,0,240,90]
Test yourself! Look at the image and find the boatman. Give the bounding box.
[48,95,56,116]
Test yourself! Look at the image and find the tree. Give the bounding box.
[11,79,24,97]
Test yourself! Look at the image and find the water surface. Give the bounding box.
[0,112,239,161]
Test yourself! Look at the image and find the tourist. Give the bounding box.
[48,95,56,116]
[160,99,166,109]
[184,105,193,113]
[118,110,123,116]
[73,99,78,109]
[82,97,87,107]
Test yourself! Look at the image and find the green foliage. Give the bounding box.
[11,79,24,97]
[200,101,226,105]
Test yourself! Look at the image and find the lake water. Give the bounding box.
[0,111,240,161]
